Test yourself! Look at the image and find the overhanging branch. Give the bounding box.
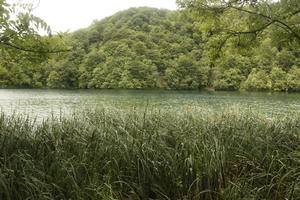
[1,42,71,53]
[229,5,300,41]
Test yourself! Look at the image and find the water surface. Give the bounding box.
[0,89,299,119]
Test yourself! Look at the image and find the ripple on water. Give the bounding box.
[0,89,299,120]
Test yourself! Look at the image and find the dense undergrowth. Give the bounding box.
[0,108,299,200]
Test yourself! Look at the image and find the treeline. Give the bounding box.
[213,39,300,92]
[0,7,299,91]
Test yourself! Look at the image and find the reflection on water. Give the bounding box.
[0,89,299,119]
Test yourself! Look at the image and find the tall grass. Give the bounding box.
[0,107,299,200]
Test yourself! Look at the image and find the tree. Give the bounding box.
[177,0,300,45]
[269,66,288,91]
[287,66,300,91]
[43,7,206,90]
[177,0,300,88]
[0,0,71,88]
[165,55,208,89]
[0,0,68,58]
[241,69,272,91]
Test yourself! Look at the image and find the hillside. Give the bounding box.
[45,7,206,89]
[0,7,299,91]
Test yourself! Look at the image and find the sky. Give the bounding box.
[7,0,178,33]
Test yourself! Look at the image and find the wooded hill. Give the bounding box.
[45,7,206,90]
[1,7,299,91]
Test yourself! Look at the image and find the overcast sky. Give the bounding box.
[8,0,178,33]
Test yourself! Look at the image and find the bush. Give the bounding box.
[242,69,272,91]
[287,66,300,91]
[214,68,245,90]
[270,66,288,91]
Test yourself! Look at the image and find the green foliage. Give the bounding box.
[176,0,300,92]
[165,55,208,89]
[213,54,252,90]
[177,0,300,46]
[0,108,299,199]
[242,69,272,91]
[270,67,288,92]
[46,60,79,89]
[287,66,300,91]
[0,0,69,88]
[214,68,245,90]
[0,66,9,86]
[43,7,207,90]
[0,0,68,56]
[276,49,296,70]
[1,5,299,92]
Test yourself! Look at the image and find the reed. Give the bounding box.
[0,108,299,200]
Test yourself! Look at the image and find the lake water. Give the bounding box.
[0,89,299,119]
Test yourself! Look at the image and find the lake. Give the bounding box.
[0,89,299,119]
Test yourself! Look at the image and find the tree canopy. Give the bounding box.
[0,0,69,63]
[176,0,300,47]
[175,0,300,90]
[0,6,299,91]
[44,7,207,90]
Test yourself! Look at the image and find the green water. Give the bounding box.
[0,89,299,119]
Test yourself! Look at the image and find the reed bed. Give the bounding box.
[0,107,299,200]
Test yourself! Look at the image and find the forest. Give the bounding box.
[0,2,299,91]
